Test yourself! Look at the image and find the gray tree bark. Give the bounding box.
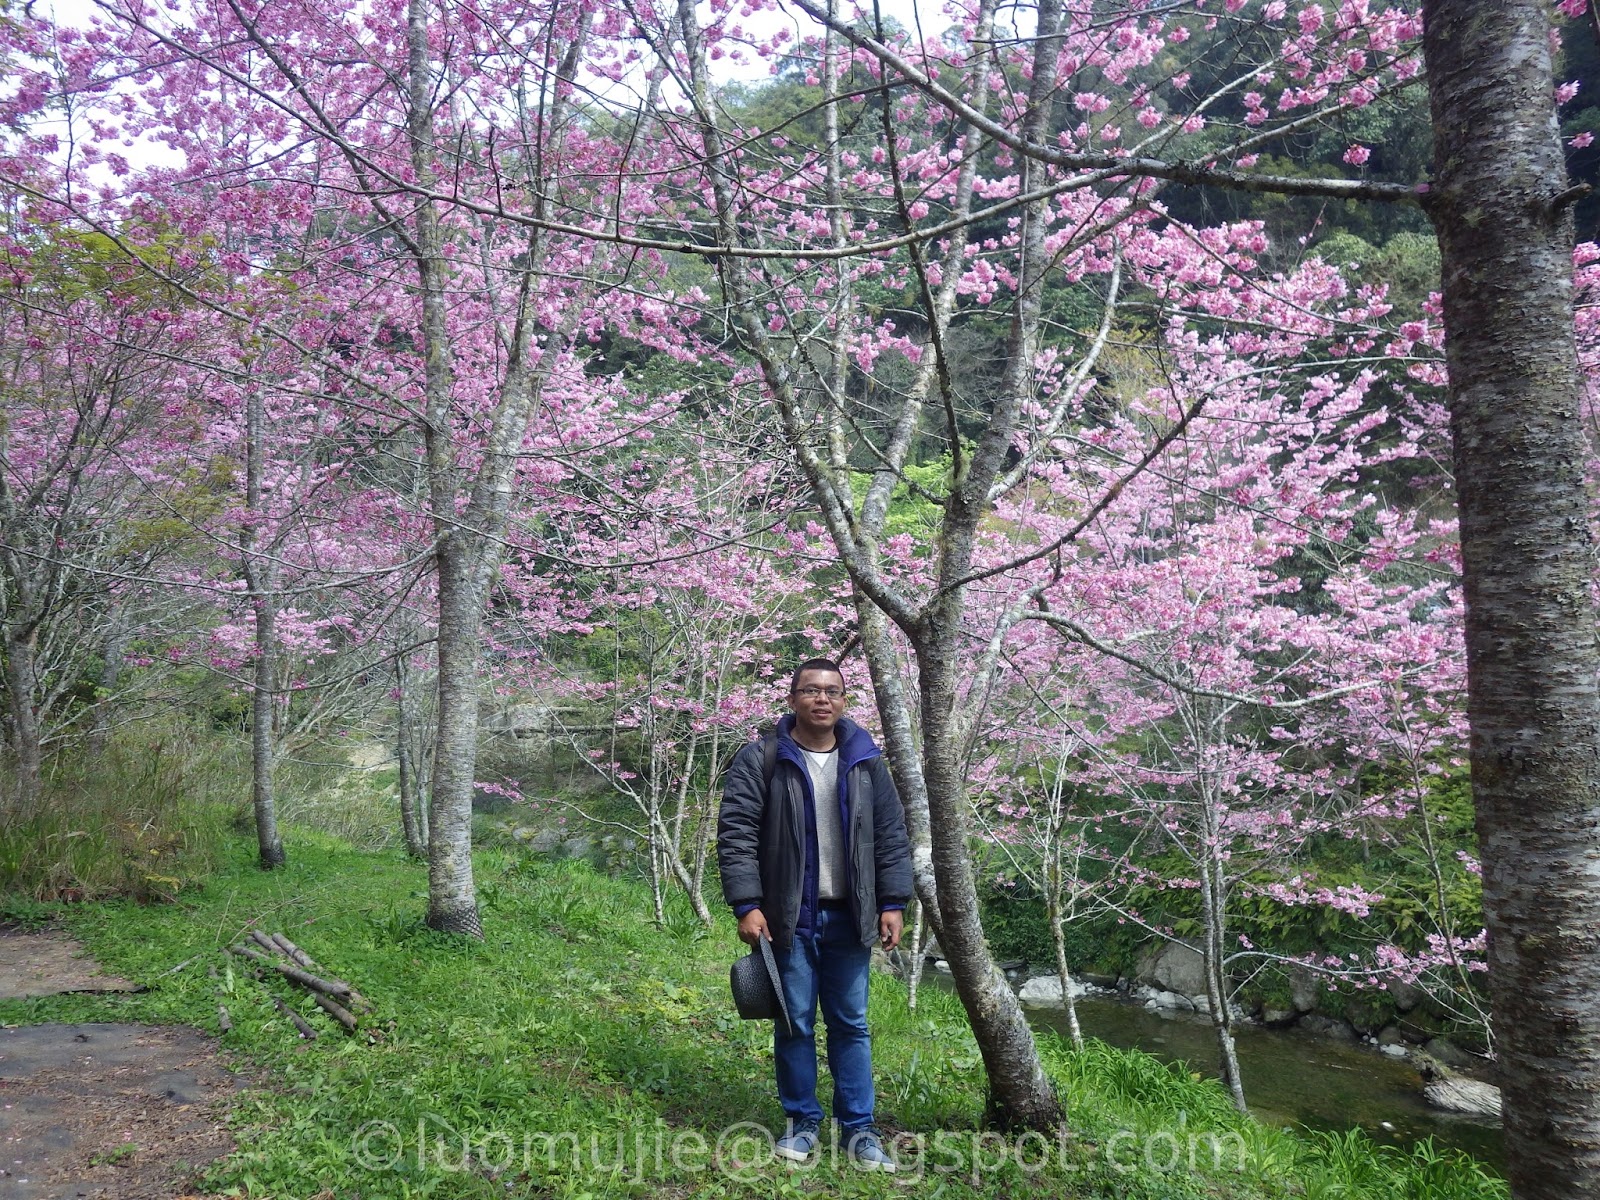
[241,384,285,871]
[1421,1,1600,1193]
[406,0,592,936]
[1197,796,1245,1112]
[899,0,1065,1131]
[0,628,42,813]
[396,654,430,859]
[426,542,484,934]
[247,597,284,870]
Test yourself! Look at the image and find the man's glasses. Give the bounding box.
[794,686,845,700]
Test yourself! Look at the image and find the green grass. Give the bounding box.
[0,833,1507,1199]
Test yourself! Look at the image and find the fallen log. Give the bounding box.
[271,933,319,970]
[271,996,318,1040]
[249,930,281,955]
[228,945,355,1002]
[269,934,368,1008]
[161,953,202,977]
[310,990,359,1033]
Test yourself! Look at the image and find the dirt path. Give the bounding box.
[0,928,239,1199]
[0,927,139,1001]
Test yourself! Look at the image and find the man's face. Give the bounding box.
[789,668,846,739]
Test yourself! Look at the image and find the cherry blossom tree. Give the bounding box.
[496,445,819,922]
[6,0,700,933]
[0,221,211,814]
[5,0,1597,1180]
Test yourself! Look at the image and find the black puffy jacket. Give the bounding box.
[717,715,913,952]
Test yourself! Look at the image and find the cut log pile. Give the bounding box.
[224,931,372,1039]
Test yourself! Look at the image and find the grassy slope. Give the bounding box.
[0,831,1504,1200]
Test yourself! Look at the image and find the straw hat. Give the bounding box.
[729,933,793,1036]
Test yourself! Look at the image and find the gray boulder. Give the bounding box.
[1136,942,1208,999]
[1260,1007,1299,1028]
[1387,979,1425,1012]
[1344,993,1390,1036]
[1396,1008,1452,1043]
[526,827,565,852]
[1289,967,1322,1014]
[1018,973,1088,1008]
[559,835,595,861]
[1137,985,1205,1013]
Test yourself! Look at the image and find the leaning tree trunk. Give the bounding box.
[918,635,1063,1131]
[1422,2,1600,1194]
[903,0,1065,1132]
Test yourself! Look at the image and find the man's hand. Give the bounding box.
[879,909,904,952]
[737,908,770,947]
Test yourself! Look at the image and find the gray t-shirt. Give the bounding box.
[803,746,845,900]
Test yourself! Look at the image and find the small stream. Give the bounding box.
[925,975,1504,1171]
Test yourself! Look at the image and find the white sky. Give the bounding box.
[32,0,938,178]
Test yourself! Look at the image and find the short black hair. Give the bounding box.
[789,657,845,694]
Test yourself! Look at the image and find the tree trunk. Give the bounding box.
[1044,886,1084,1051]
[426,542,484,937]
[918,637,1062,1130]
[249,597,285,870]
[396,655,428,859]
[242,382,284,871]
[674,0,1054,1129]
[0,629,43,815]
[1198,830,1245,1111]
[407,0,588,938]
[1422,3,1600,1194]
[906,897,928,1011]
[855,599,943,938]
[900,0,1064,1131]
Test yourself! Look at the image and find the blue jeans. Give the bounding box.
[773,905,875,1131]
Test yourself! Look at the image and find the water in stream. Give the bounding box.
[927,976,1504,1171]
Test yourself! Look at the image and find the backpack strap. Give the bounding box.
[761,731,778,790]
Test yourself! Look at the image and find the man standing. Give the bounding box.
[717,658,913,1172]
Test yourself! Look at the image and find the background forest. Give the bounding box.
[2,0,1599,1196]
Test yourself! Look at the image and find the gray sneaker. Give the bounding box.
[846,1127,896,1172]
[774,1118,821,1163]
